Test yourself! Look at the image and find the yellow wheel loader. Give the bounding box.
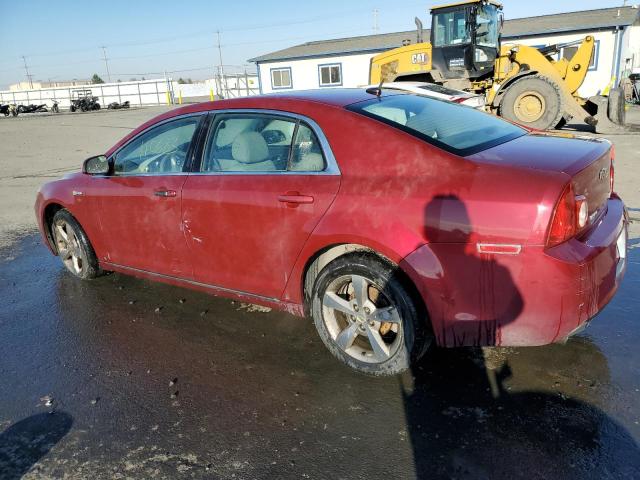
[369,0,626,132]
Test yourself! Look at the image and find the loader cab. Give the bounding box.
[430,0,502,80]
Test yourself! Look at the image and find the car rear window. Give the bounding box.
[346,93,526,156]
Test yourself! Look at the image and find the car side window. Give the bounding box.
[201,114,326,173]
[288,123,326,172]
[113,116,200,175]
[201,114,295,173]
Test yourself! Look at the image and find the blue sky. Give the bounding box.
[0,0,630,88]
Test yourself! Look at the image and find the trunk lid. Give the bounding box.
[468,132,612,215]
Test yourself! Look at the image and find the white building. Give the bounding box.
[250,6,640,98]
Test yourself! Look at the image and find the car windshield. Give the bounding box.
[346,94,526,156]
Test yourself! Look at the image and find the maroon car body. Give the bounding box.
[35,89,627,362]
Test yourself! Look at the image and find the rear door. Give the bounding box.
[181,111,340,299]
[95,114,204,277]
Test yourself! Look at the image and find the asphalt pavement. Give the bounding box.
[1,106,639,479]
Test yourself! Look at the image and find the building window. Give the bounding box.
[560,40,599,71]
[270,68,292,90]
[318,63,342,87]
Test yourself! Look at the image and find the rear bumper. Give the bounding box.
[543,195,627,342]
[402,196,627,347]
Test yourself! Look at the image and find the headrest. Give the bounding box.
[405,113,438,138]
[232,132,269,164]
[290,153,324,172]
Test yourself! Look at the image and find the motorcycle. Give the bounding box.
[17,104,48,114]
[107,100,130,109]
[50,100,59,113]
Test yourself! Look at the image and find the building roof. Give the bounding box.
[249,6,639,63]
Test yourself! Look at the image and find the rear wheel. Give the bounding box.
[311,253,431,376]
[500,75,564,130]
[51,209,102,280]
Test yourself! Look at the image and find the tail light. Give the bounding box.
[547,185,589,247]
[609,145,615,195]
[452,97,468,104]
[575,195,588,228]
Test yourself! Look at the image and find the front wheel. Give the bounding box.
[51,209,102,280]
[500,75,564,130]
[311,253,431,376]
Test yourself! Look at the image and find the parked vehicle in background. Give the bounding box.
[0,104,17,116]
[70,90,100,112]
[17,104,48,114]
[365,81,485,109]
[369,0,627,132]
[107,101,130,110]
[35,89,628,376]
[51,100,60,113]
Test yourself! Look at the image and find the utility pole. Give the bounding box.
[100,46,111,83]
[21,56,33,89]
[216,30,228,98]
[373,9,379,34]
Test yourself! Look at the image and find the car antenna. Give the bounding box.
[365,79,384,98]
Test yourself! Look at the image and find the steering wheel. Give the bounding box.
[159,150,185,173]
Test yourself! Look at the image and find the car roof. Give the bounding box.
[185,88,403,113]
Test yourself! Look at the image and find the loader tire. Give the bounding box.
[500,75,564,130]
[607,87,625,125]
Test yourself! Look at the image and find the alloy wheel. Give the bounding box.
[53,219,86,276]
[322,274,403,363]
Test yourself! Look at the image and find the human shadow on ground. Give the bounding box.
[0,411,73,480]
[402,196,639,479]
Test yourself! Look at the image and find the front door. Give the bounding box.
[181,112,340,299]
[94,114,203,278]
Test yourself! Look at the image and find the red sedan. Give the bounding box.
[35,89,628,375]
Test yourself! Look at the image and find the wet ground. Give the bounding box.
[1,107,640,479]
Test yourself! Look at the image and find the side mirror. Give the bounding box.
[83,155,109,175]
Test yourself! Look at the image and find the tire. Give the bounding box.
[70,105,76,112]
[311,252,431,376]
[51,209,102,280]
[500,75,564,130]
[607,87,626,125]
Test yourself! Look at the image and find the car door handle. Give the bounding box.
[278,192,314,206]
[154,189,177,197]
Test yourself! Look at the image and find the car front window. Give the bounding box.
[114,117,200,175]
[347,94,526,156]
